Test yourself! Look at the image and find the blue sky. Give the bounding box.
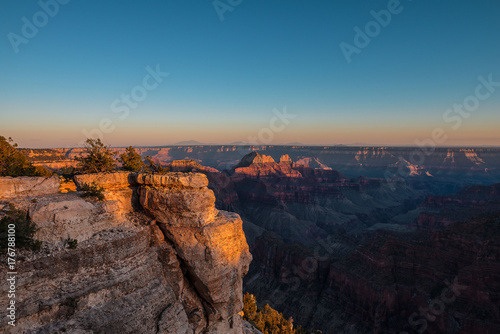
[0,0,499,148]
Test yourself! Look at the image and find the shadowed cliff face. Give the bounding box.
[229,156,500,333]
[415,183,500,230]
[0,172,251,334]
[247,211,500,334]
[165,153,500,334]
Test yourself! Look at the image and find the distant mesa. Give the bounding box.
[168,159,218,173]
[279,154,292,164]
[232,151,334,171]
[393,157,433,177]
[295,157,332,170]
[232,152,276,169]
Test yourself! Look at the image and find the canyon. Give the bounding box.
[161,151,500,333]
[7,145,500,333]
[22,145,500,193]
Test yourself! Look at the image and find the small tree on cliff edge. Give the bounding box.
[0,136,52,177]
[119,146,145,172]
[75,138,117,174]
[144,155,168,174]
[243,293,258,320]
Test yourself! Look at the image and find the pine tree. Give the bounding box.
[75,138,117,174]
[119,146,145,171]
[0,136,52,177]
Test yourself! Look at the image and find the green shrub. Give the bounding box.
[0,136,52,177]
[65,238,78,249]
[119,146,145,172]
[75,138,117,174]
[0,203,41,251]
[80,182,105,201]
[59,166,76,181]
[242,292,321,334]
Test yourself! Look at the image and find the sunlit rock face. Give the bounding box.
[138,172,252,333]
[138,173,217,227]
[0,172,251,334]
[231,152,303,179]
[0,175,60,199]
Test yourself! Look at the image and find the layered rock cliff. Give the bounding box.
[26,146,500,191]
[415,183,500,230]
[0,172,252,333]
[248,211,500,334]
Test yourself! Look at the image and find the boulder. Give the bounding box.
[136,172,209,188]
[73,172,137,190]
[0,176,60,199]
[139,186,216,227]
[30,195,98,244]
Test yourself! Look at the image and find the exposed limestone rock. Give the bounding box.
[0,176,60,199]
[73,171,136,190]
[137,172,215,227]
[139,173,252,332]
[157,302,190,334]
[139,185,216,227]
[159,211,251,319]
[73,172,139,214]
[135,172,209,188]
[30,195,97,244]
[1,227,181,334]
[243,321,264,334]
[0,172,251,334]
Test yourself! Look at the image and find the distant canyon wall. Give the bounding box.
[22,145,500,190]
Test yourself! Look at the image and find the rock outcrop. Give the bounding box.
[0,176,60,199]
[231,152,302,179]
[167,159,219,173]
[0,172,251,334]
[138,172,252,332]
[232,152,276,169]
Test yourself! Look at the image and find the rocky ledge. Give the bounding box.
[0,175,60,199]
[0,172,252,334]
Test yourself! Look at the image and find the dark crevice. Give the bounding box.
[153,221,214,331]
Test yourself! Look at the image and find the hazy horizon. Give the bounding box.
[1,1,499,148]
[14,142,500,150]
